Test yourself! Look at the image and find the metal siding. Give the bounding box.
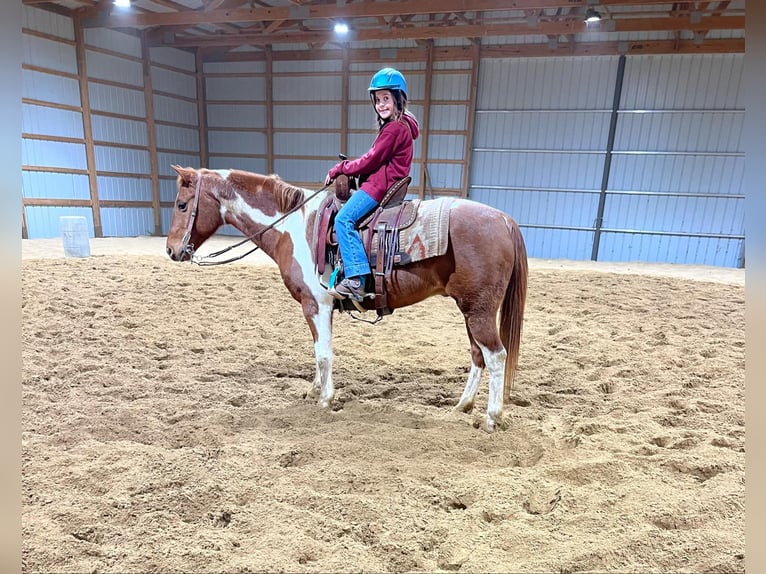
[22,103,84,139]
[426,134,464,160]
[91,115,148,146]
[23,139,87,170]
[273,105,341,129]
[85,50,144,86]
[205,76,265,101]
[273,159,328,184]
[23,5,75,40]
[156,125,199,152]
[599,233,742,267]
[207,104,266,128]
[22,69,81,107]
[25,206,94,239]
[94,145,151,174]
[209,156,268,173]
[23,34,78,74]
[274,132,340,156]
[157,153,201,176]
[22,171,90,200]
[208,130,267,154]
[101,207,155,237]
[150,47,196,71]
[83,28,141,57]
[478,57,616,110]
[273,60,343,73]
[96,176,152,201]
[153,94,198,125]
[431,72,471,100]
[273,76,341,101]
[151,66,196,97]
[88,83,146,117]
[160,179,178,203]
[425,163,462,190]
[430,105,467,131]
[203,61,265,74]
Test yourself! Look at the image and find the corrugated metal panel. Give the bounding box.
[96,176,152,201]
[84,28,141,57]
[23,139,87,170]
[25,206,94,239]
[426,135,464,160]
[203,61,265,74]
[205,76,265,101]
[153,94,198,125]
[478,57,616,110]
[94,145,151,174]
[157,153,201,175]
[156,125,199,152]
[273,132,340,156]
[273,105,341,129]
[209,156,267,173]
[160,179,177,203]
[22,171,90,200]
[474,111,610,150]
[273,60,343,73]
[91,115,148,146]
[621,54,744,109]
[22,103,83,139]
[433,61,472,71]
[23,5,74,40]
[431,72,471,100]
[89,83,146,117]
[599,234,742,267]
[425,163,462,190]
[208,130,267,154]
[101,207,155,237]
[23,35,78,74]
[273,76,342,101]
[151,66,196,97]
[86,50,143,86]
[22,69,81,106]
[517,227,595,260]
[273,159,329,184]
[206,104,266,128]
[150,47,196,71]
[429,105,467,131]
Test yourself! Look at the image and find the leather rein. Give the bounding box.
[179,169,329,266]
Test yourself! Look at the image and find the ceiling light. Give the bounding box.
[114,0,131,7]
[334,22,349,35]
[584,8,602,23]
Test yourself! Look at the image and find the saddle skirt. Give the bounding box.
[313,192,453,276]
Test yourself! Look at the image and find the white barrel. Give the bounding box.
[59,216,91,258]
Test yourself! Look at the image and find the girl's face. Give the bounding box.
[373,89,396,120]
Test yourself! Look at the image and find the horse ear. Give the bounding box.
[171,164,191,186]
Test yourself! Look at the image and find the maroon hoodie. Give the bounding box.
[328,111,420,202]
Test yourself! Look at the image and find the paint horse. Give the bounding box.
[165,167,528,432]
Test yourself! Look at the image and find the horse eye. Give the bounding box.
[177,201,188,212]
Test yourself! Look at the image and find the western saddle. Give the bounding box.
[314,175,420,316]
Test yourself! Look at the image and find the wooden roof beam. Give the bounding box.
[82,0,691,29]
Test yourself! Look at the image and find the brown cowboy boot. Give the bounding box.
[328,276,369,302]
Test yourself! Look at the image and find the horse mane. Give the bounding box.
[226,170,304,214]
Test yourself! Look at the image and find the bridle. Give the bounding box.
[177,168,329,266]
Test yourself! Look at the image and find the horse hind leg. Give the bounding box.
[465,312,507,432]
[454,321,485,413]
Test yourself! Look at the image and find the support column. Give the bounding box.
[141,32,162,236]
[195,48,209,167]
[340,45,350,156]
[418,40,433,200]
[460,40,481,199]
[591,54,626,261]
[265,45,274,174]
[73,13,102,237]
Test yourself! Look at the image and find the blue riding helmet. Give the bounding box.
[368,67,407,100]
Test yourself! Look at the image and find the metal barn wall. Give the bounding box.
[22,6,200,239]
[469,53,744,267]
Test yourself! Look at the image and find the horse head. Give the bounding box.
[165,165,223,261]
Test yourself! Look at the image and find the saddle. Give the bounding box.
[314,175,419,316]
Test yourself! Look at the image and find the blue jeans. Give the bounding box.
[335,188,378,278]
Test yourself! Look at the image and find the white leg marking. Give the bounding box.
[478,342,508,432]
[311,303,335,408]
[454,364,482,413]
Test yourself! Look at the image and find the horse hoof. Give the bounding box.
[453,401,474,414]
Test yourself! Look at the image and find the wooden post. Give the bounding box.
[265,45,274,174]
[340,45,349,157]
[419,40,433,199]
[73,13,103,237]
[460,40,480,199]
[196,48,209,167]
[141,31,162,236]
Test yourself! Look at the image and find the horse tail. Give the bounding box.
[500,220,528,405]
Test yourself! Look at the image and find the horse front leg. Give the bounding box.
[303,299,335,409]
